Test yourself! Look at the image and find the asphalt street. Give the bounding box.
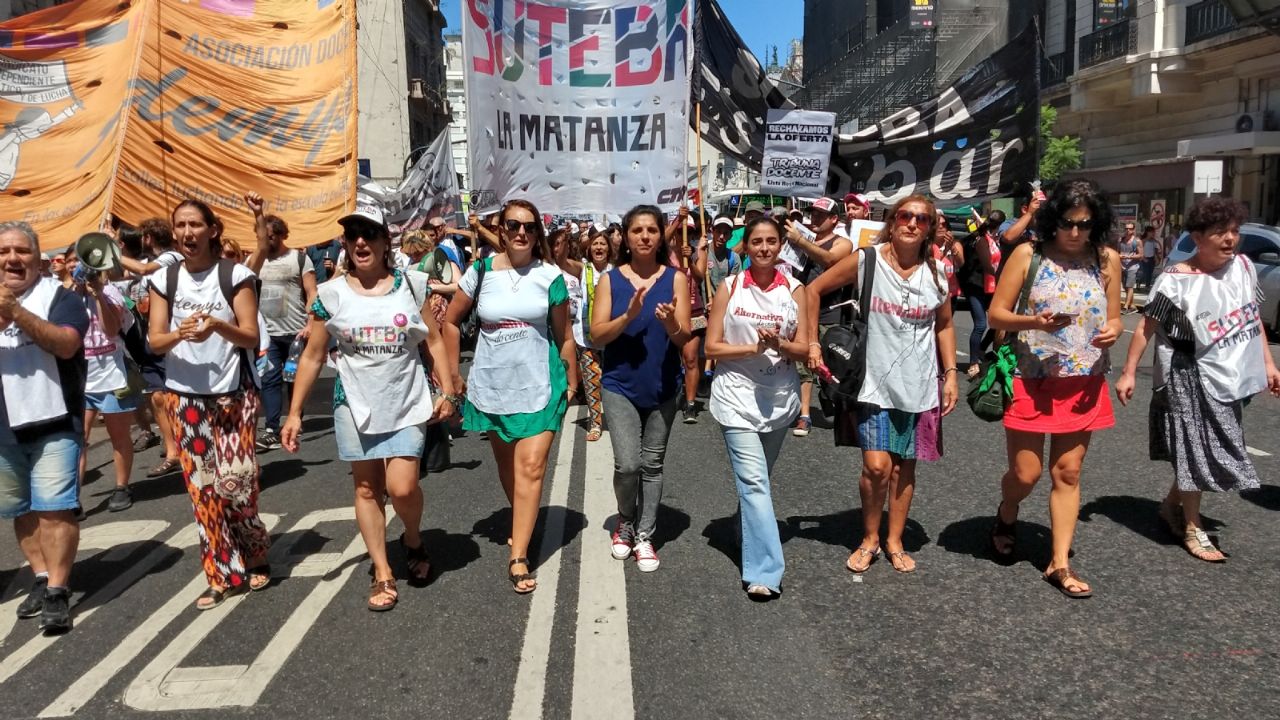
[3,310,1279,720]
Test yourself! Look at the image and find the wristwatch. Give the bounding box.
[443,393,465,408]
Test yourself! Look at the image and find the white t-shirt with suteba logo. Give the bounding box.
[148,263,257,395]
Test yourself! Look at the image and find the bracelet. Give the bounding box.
[942,367,958,375]
[443,393,465,407]
[808,342,822,347]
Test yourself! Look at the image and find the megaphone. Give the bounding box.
[74,232,121,273]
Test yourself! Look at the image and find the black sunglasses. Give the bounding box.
[342,222,385,242]
[1058,218,1095,231]
[503,219,540,235]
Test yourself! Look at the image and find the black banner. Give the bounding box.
[827,24,1039,208]
[693,0,794,169]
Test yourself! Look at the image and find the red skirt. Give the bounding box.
[1003,375,1115,434]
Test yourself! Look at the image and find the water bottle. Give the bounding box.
[282,337,304,382]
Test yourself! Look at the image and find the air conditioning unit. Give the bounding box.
[409,78,425,100]
[1235,111,1273,133]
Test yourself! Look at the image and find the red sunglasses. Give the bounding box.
[894,210,934,227]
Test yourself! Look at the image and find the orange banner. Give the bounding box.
[113,0,357,248]
[0,0,150,251]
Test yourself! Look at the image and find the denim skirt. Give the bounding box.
[333,405,426,461]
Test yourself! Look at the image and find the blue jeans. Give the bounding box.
[0,431,81,519]
[722,426,788,592]
[260,335,295,432]
[965,290,990,361]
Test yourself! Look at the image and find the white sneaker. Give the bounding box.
[610,519,635,560]
[632,539,660,572]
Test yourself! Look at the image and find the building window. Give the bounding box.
[1094,0,1133,30]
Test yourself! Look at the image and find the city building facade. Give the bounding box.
[445,33,468,192]
[1043,0,1280,228]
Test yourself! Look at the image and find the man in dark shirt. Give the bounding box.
[0,220,90,635]
[306,237,342,284]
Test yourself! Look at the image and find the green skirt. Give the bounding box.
[462,344,569,442]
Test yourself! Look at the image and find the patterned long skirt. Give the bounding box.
[166,387,270,590]
[577,346,604,431]
[1150,351,1260,493]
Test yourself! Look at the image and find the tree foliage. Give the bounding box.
[1039,105,1083,182]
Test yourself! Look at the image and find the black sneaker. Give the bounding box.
[682,402,698,424]
[107,486,133,512]
[39,587,72,635]
[255,429,281,452]
[16,577,47,619]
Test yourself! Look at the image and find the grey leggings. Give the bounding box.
[601,388,679,539]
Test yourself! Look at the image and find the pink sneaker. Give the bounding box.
[632,539,659,572]
[610,519,635,560]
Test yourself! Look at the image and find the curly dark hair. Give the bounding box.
[617,205,671,267]
[1185,196,1247,234]
[1033,178,1113,267]
[139,217,174,251]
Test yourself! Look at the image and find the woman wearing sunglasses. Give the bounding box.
[444,200,573,594]
[590,205,692,573]
[805,196,958,575]
[987,179,1121,599]
[283,207,456,611]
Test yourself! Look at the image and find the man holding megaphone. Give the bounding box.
[70,233,139,513]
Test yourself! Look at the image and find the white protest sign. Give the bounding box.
[761,108,835,197]
[463,1,692,214]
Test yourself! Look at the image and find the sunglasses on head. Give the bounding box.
[1058,218,1095,231]
[894,210,934,227]
[503,219,540,235]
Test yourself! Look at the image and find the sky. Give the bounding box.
[436,0,804,69]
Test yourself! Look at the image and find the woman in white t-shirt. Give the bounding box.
[576,234,613,440]
[147,199,271,611]
[705,217,810,598]
[281,207,458,612]
[805,195,959,575]
[444,199,573,595]
[1116,197,1280,563]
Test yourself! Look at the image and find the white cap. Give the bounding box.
[338,198,386,228]
[712,216,733,229]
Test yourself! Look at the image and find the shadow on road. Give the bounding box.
[936,514,1052,568]
[1241,484,1280,511]
[259,457,335,490]
[1079,494,1222,545]
[472,505,588,570]
[780,509,928,552]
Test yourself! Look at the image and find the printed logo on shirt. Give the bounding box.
[483,320,533,346]
[393,313,408,328]
[339,326,409,355]
[732,306,784,327]
[173,298,226,315]
[870,296,933,324]
[1203,301,1262,348]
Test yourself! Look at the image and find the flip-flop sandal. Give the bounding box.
[248,565,271,592]
[886,550,917,574]
[1043,567,1093,599]
[509,557,537,594]
[368,579,398,612]
[845,546,880,574]
[400,533,432,584]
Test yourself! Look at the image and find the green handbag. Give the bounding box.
[966,250,1040,421]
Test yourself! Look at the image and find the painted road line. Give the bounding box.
[509,409,581,720]
[38,516,280,718]
[571,429,634,720]
[123,508,378,711]
[0,521,179,685]
[1247,446,1272,457]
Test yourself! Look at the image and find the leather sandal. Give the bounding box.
[886,550,917,574]
[367,579,398,612]
[1043,567,1093,599]
[146,458,180,479]
[400,533,432,584]
[248,565,271,592]
[195,584,244,611]
[990,502,1017,563]
[1183,527,1226,563]
[845,546,880,573]
[509,557,536,594]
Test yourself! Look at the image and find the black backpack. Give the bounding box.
[118,297,162,371]
[819,247,876,404]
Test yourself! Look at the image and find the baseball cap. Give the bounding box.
[712,216,733,229]
[810,197,839,215]
[338,199,387,229]
[743,200,766,214]
[427,216,446,228]
[843,192,869,209]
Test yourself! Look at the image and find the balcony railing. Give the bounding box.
[1185,0,1238,45]
[1041,50,1073,88]
[1079,18,1137,69]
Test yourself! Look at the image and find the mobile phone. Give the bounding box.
[1052,312,1078,322]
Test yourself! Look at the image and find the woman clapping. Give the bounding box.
[281,206,457,611]
[705,217,809,598]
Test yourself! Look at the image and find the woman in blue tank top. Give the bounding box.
[590,205,692,573]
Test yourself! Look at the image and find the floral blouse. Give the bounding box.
[1012,254,1110,378]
